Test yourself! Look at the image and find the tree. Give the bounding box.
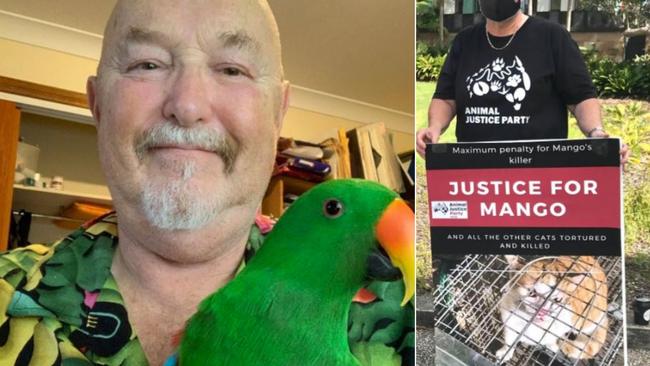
[567,0,575,31]
[416,0,439,30]
[621,0,650,36]
[578,0,650,35]
[416,0,445,44]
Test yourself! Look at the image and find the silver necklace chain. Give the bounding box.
[485,25,517,51]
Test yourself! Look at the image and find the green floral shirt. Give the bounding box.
[0,214,414,365]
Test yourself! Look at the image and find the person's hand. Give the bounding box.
[416,127,442,158]
[589,128,630,167]
[619,143,630,167]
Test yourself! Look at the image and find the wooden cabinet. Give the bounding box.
[0,77,109,250]
[2,110,111,248]
[262,175,316,218]
[0,100,21,250]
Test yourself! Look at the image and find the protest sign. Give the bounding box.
[427,139,625,366]
[426,139,621,256]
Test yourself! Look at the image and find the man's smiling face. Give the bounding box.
[89,0,288,230]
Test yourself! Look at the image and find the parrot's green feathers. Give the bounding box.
[179,179,411,366]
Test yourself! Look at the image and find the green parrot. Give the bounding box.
[177,179,414,365]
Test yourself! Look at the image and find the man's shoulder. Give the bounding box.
[0,214,119,316]
[0,244,55,288]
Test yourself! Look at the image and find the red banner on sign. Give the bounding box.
[427,166,620,228]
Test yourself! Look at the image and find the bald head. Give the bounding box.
[97,0,284,80]
[87,0,291,244]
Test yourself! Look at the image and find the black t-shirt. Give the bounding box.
[433,16,596,142]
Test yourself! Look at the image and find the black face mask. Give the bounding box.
[479,0,520,22]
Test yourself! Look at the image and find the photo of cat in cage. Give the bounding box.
[433,255,625,366]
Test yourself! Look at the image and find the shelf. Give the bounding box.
[281,175,317,195]
[261,176,318,218]
[12,184,112,217]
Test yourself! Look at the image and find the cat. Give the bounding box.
[496,256,608,363]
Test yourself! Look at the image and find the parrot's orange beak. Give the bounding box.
[376,198,415,306]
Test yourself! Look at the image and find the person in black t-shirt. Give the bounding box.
[417,0,629,319]
[416,0,630,162]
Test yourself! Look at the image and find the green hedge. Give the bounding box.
[582,48,650,99]
[416,41,448,82]
[416,54,446,81]
[587,102,650,247]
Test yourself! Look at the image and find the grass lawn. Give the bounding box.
[415,82,457,144]
[415,82,435,288]
[415,82,436,131]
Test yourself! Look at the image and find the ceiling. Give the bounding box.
[0,0,414,114]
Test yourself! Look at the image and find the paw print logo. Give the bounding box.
[506,74,522,88]
[491,58,505,72]
[466,56,531,110]
[506,88,527,111]
[433,202,449,214]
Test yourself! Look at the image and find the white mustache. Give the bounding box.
[135,123,239,173]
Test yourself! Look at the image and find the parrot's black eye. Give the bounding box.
[323,199,344,218]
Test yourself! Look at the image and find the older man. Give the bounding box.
[88,0,290,363]
[0,0,413,365]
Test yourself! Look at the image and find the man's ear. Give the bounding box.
[87,76,101,125]
[275,80,290,132]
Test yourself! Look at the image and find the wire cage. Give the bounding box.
[433,255,624,366]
